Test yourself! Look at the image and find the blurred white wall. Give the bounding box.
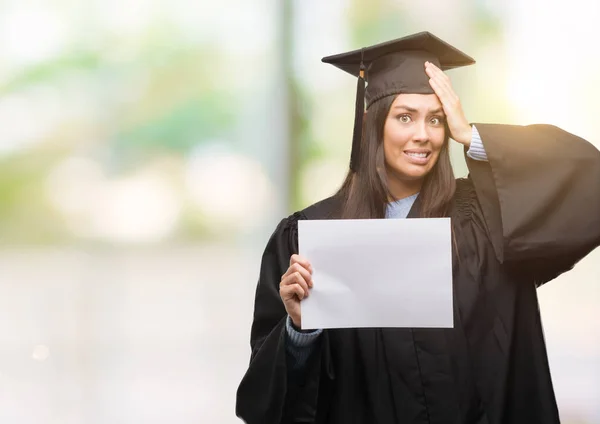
[0,246,258,424]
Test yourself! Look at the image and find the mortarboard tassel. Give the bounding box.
[350,52,366,172]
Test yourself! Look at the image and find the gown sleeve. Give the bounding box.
[464,123,600,284]
[236,215,330,424]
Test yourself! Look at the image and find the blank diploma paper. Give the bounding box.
[298,218,453,330]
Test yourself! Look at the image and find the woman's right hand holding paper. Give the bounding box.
[279,254,313,328]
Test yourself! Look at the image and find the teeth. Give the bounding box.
[406,152,427,158]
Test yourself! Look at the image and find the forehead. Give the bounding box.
[391,93,442,110]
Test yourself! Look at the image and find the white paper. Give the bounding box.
[298,218,453,329]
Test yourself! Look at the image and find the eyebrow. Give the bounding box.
[393,105,444,115]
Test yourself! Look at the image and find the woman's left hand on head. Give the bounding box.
[425,61,472,147]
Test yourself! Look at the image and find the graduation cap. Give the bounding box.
[322,31,475,171]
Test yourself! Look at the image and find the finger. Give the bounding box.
[432,78,459,104]
[425,67,452,94]
[428,77,452,105]
[429,77,460,109]
[282,260,312,278]
[290,254,313,272]
[287,256,313,287]
[425,61,443,80]
[425,63,457,98]
[283,271,309,295]
[425,61,450,83]
[288,262,313,287]
[280,272,310,297]
[281,283,305,301]
[281,263,313,289]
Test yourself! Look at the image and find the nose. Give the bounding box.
[413,120,429,143]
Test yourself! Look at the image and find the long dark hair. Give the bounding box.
[335,94,456,219]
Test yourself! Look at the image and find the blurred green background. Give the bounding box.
[0,1,598,423]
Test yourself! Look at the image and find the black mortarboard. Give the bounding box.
[322,31,475,171]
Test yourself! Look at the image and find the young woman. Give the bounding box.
[236,32,600,424]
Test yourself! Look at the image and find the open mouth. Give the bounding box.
[404,151,431,158]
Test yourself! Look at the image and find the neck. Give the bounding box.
[387,173,423,201]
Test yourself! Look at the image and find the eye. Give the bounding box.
[397,114,412,124]
[430,116,445,126]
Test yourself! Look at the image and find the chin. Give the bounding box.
[394,164,434,181]
[403,171,430,181]
[387,169,428,183]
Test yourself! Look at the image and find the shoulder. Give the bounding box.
[455,177,476,200]
[452,177,494,242]
[452,177,478,218]
[264,195,341,251]
[297,195,341,220]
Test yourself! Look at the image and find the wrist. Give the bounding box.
[290,317,311,333]
[456,125,472,147]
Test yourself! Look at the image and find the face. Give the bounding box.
[382,93,446,185]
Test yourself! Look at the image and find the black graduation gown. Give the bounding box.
[236,124,600,424]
